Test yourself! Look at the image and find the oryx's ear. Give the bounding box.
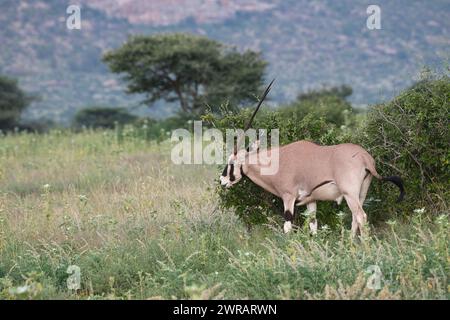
[249,139,260,152]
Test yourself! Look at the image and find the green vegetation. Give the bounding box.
[0,131,448,299]
[103,33,267,115]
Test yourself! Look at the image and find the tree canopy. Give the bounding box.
[103,33,267,115]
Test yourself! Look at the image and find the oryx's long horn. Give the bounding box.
[234,79,275,154]
[244,78,275,132]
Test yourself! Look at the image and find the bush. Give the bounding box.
[72,107,137,129]
[358,73,450,217]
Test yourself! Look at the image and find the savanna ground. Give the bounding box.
[0,130,448,299]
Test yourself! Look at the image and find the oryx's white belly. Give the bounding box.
[312,182,342,201]
[297,181,343,205]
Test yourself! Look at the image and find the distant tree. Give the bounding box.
[0,76,33,130]
[103,33,267,115]
[280,85,354,126]
[19,118,56,133]
[297,85,353,102]
[73,107,137,129]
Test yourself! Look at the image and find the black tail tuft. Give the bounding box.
[382,176,405,202]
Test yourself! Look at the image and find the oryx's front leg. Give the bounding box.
[282,196,296,233]
[306,202,318,235]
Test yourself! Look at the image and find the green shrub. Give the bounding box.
[358,73,449,218]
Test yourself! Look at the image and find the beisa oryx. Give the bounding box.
[220,80,405,236]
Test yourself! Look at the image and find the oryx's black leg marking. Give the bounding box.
[284,210,293,222]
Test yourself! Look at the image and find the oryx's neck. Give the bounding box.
[242,163,279,197]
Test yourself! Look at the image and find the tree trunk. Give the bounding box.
[174,81,191,113]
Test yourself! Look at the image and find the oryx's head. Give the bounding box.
[220,79,274,188]
[220,151,246,188]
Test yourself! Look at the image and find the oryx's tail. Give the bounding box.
[381,176,405,202]
[362,153,405,203]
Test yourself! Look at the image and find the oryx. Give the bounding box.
[220,81,404,236]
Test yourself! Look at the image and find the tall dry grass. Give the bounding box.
[0,130,448,299]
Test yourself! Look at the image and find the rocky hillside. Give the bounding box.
[1,0,449,123]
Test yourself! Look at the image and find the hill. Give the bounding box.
[0,0,449,123]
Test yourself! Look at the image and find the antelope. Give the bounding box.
[220,80,405,236]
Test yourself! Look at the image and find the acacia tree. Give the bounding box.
[103,33,267,115]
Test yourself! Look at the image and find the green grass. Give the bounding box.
[0,130,448,299]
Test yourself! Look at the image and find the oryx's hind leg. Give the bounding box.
[282,196,296,233]
[337,168,369,237]
[343,194,367,237]
[306,202,318,235]
[359,172,373,205]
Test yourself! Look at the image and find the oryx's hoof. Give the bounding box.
[283,221,292,233]
[309,220,318,235]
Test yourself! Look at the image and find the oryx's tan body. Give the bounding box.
[222,139,404,236]
[243,140,380,206]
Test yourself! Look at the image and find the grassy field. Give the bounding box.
[0,130,448,299]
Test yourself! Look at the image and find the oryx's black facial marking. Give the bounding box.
[284,210,293,222]
[221,165,228,177]
[229,163,235,181]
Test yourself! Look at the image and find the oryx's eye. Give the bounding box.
[221,165,228,177]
